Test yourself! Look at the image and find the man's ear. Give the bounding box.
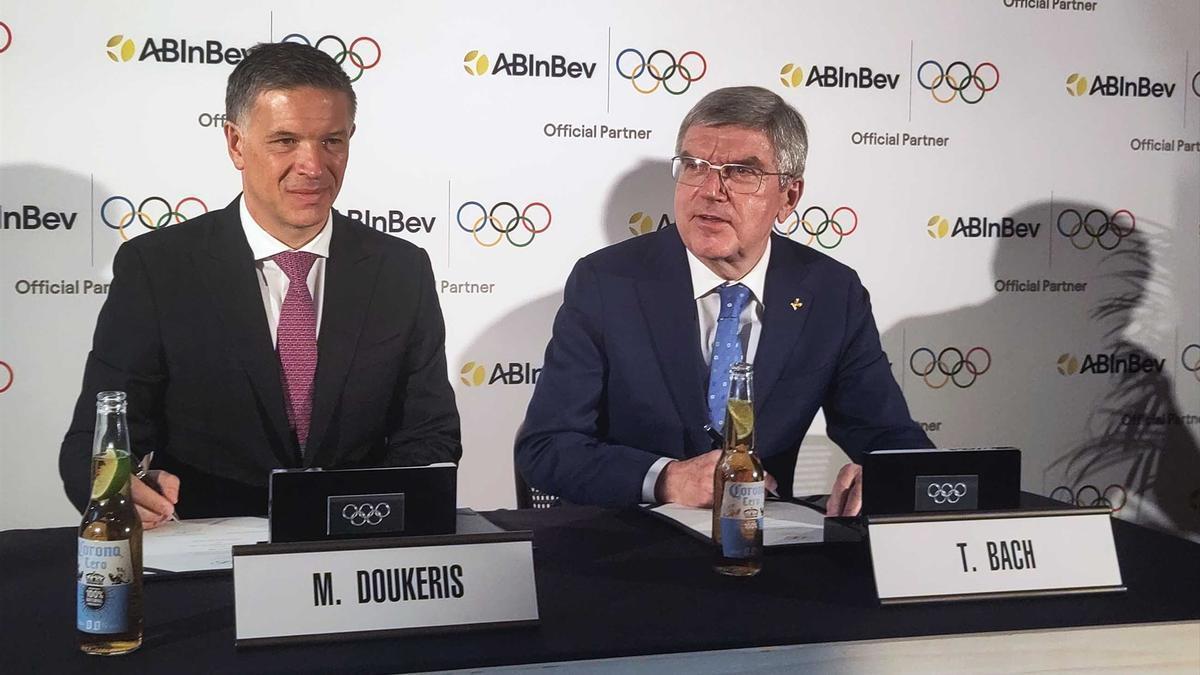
[225,122,246,171]
[777,178,804,222]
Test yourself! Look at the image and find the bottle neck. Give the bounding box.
[93,410,130,457]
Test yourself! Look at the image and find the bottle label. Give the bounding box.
[719,481,765,559]
[77,538,133,634]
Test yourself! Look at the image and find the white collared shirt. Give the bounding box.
[688,236,771,368]
[239,198,332,346]
[642,238,773,502]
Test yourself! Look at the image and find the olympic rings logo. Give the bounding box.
[1050,484,1127,512]
[456,201,552,248]
[917,60,999,104]
[1182,344,1200,382]
[281,33,381,83]
[910,347,991,389]
[342,502,391,526]
[774,205,858,249]
[0,360,12,394]
[615,49,706,95]
[1056,208,1135,251]
[1191,71,1199,97]
[928,482,968,504]
[100,196,208,242]
[0,22,12,54]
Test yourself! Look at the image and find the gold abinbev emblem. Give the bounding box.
[779,63,803,88]
[1057,353,1080,375]
[463,50,489,76]
[106,34,136,62]
[628,211,654,236]
[926,215,950,239]
[459,361,486,386]
[1066,73,1088,96]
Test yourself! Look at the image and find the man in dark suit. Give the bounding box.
[516,86,929,515]
[60,42,461,523]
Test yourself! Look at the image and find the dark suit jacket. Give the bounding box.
[60,197,461,517]
[515,226,930,506]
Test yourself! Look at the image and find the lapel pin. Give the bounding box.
[790,298,804,311]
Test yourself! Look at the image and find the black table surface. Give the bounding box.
[2,501,1198,674]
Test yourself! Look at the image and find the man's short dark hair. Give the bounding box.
[225,42,356,124]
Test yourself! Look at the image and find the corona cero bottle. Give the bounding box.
[77,391,143,655]
[712,362,765,576]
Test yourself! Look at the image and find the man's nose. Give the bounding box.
[699,167,729,200]
[294,142,324,177]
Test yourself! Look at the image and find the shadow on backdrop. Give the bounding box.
[459,159,672,505]
[883,200,1199,540]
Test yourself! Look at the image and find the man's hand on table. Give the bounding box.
[655,450,778,507]
[826,462,863,517]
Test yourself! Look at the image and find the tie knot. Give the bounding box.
[717,283,750,319]
[273,251,319,282]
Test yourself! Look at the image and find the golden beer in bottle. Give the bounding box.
[712,362,765,576]
[78,391,143,655]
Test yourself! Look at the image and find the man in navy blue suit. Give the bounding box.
[516,86,930,515]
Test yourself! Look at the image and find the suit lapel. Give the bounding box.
[636,229,710,453]
[753,235,816,413]
[305,214,377,466]
[197,197,296,467]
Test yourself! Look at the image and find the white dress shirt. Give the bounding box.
[641,239,773,502]
[239,199,332,346]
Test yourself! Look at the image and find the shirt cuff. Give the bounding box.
[641,456,676,504]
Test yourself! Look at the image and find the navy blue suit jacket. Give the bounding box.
[516,226,931,505]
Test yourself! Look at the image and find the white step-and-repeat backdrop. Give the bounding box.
[1,1,1197,537]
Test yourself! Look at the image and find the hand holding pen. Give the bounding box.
[132,451,181,528]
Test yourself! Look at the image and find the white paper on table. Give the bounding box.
[143,517,268,574]
[647,500,825,546]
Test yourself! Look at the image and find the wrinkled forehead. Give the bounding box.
[678,124,776,168]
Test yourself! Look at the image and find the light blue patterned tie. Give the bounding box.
[707,283,751,431]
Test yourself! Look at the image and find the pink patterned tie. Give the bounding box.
[273,251,319,451]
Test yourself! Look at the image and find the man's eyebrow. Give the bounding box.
[265,128,350,138]
[678,152,766,168]
[728,156,766,168]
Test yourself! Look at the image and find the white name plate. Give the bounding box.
[867,508,1124,604]
[233,532,538,646]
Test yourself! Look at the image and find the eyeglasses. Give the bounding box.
[671,155,792,195]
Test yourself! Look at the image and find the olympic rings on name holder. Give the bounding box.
[1050,484,1127,512]
[100,196,209,241]
[0,361,13,394]
[0,22,12,53]
[615,49,706,95]
[1182,344,1200,382]
[342,502,391,526]
[281,33,381,83]
[917,60,999,104]
[456,201,552,248]
[927,482,968,504]
[909,346,991,389]
[774,205,858,249]
[1055,208,1136,251]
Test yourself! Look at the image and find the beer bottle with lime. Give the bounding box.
[712,362,765,576]
[77,391,143,654]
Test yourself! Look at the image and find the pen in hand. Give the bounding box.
[704,424,724,450]
[137,451,180,522]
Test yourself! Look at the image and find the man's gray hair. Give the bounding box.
[675,86,808,182]
[225,42,356,124]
